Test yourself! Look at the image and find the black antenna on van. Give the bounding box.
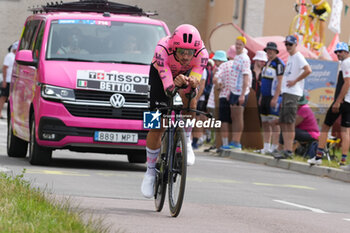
[28,0,158,17]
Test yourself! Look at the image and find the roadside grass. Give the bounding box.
[0,169,111,233]
[246,147,344,168]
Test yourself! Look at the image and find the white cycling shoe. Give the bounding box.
[141,172,155,198]
[187,141,195,166]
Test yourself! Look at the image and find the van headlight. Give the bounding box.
[41,84,75,101]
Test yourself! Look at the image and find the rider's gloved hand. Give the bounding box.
[174,74,189,87]
[165,85,176,98]
[185,87,198,99]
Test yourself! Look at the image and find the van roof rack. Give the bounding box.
[29,0,157,17]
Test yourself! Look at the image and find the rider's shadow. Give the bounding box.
[47,157,146,172]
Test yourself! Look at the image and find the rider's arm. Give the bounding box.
[183,48,209,93]
[153,45,175,92]
[196,69,207,101]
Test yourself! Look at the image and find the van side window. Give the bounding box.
[33,22,45,60]
[19,20,41,51]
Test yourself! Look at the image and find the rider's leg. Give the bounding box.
[303,16,313,44]
[181,92,197,165]
[146,128,164,174]
[141,128,164,198]
[318,20,326,48]
[142,64,168,198]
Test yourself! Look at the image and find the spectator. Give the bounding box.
[192,58,214,149]
[295,96,320,141]
[227,45,236,60]
[258,42,284,154]
[0,41,18,119]
[273,35,312,159]
[251,51,267,102]
[280,95,320,149]
[308,42,350,167]
[209,50,230,150]
[217,36,251,150]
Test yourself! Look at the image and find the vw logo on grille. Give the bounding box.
[110,93,125,108]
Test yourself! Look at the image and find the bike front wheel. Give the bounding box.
[168,127,187,217]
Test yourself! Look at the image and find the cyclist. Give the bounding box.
[141,24,209,198]
[297,0,331,49]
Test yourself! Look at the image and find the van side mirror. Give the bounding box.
[16,50,38,66]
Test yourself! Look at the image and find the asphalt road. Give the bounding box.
[1,105,350,233]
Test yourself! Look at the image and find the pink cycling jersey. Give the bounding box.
[151,36,209,93]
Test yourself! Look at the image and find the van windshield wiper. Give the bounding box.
[48,57,96,62]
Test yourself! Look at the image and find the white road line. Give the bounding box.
[197,157,233,164]
[343,218,350,221]
[0,167,12,173]
[274,199,327,214]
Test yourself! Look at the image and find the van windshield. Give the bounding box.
[46,20,167,64]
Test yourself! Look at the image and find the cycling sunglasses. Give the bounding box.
[285,42,295,47]
[176,48,195,56]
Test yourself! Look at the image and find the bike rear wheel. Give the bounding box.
[154,155,167,212]
[168,127,187,217]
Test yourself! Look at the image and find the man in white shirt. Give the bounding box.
[0,41,18,119]
[273,35,312,159]
[308,42,350,168]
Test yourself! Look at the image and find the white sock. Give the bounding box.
[185,126,192,144]
[222,137,228,146]
[146,147,160,176]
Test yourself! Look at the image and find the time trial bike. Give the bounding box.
[153,86,212,217]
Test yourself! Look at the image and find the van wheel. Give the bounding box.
[7,115,28,157]
[29,116,52,165]
[127,150,146,163]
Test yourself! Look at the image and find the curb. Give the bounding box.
[219,150,350,183]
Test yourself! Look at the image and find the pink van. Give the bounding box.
[7,1,170,165]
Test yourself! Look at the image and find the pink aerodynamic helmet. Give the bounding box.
[171,24,202,51]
